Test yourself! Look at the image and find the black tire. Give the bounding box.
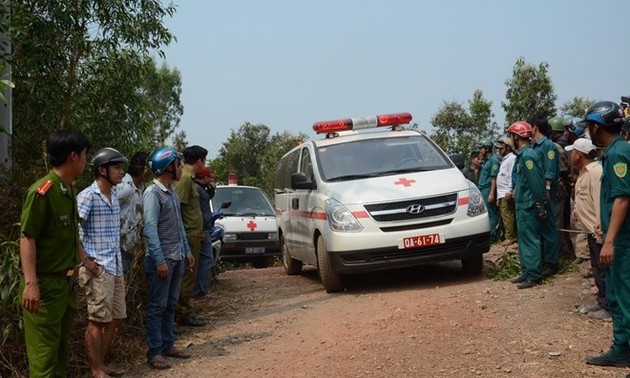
[462,254,484,274]
[251,257,273,269]
[281,236,302,275]
[316,234,344,293]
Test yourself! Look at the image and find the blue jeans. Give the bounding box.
[144,256,184,360]
[194,229,214,298]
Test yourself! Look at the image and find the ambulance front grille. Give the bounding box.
[363,193,458,222]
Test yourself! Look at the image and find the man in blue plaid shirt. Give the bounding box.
[77,148,128,378]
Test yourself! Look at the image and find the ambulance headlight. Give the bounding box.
[467,181,486,217]
[223,232,237,242]
[324,198,363,232]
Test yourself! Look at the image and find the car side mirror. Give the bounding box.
[449,153,465,170]
[291,172,316,190]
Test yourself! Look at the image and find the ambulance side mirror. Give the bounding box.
[449,153,465,170]
[291,172,316,190]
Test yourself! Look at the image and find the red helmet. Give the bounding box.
[507,121,533,138]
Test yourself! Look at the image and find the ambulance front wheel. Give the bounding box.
[316,234,344,293]
[281,236,302,275]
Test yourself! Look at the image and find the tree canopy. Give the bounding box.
[502,57,557,125]
[430,89,499,159]
[10,0,179,167]
[209,123,306,197]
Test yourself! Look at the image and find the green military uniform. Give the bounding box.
[175,166,204,318]
[514,145,546,281]
[478,154,500,238]
[20,171,79,378]
[532,136,560,269]
[599,136,630,353]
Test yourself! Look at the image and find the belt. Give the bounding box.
[39,267,77,279]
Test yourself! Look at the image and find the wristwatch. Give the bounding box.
[545,185,551,191]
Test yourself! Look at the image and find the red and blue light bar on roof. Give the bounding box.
[312,112,413,134]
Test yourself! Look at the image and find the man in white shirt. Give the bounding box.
[495,136,517,247]
[115,151,149,272]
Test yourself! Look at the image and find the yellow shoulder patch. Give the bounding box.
[36,180,53,196]
[547,150,555,160]
[614,162,627,178]
[525,160,534,170]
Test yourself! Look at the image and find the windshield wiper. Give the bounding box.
[327,174,378,182]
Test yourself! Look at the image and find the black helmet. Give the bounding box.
[581,101,624,128]
[91,148,128,171]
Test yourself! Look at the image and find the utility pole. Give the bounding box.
[0,1,11,169]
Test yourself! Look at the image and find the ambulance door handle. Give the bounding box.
[292,198,299,210]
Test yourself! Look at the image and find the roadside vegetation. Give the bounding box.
[0,1,598,377]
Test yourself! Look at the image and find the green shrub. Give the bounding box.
[485,250,521,280]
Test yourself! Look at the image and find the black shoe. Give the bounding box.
[585,348,630,367]
[516,279,541,289]
[179,315,206,327]
[510,275,526,284]
[542,265,558,278]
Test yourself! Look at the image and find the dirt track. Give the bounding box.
[126,246,623,378]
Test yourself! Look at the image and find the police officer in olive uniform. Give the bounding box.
[531,115,561,277]
[20,130,91,377]
[507,121,547,289]
[477,140,500,240]
[582,101,630,368]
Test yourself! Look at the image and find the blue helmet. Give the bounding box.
[581,101,624,128]
[565,117,585,138]
[148,147,180,174]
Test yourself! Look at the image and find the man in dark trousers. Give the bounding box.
[581,101,630,368]
[507,121,547,289]
[531,115,560,277]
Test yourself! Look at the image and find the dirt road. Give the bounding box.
[127,247,623,378]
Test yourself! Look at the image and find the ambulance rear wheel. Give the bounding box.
[462,254,484,274]
[316,234,344,293]
[281,236,302,275]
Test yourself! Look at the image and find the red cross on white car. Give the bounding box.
[394,177,416,187]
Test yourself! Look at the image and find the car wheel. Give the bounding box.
[281,236,302,275]
[316,234,344,293]
[462,254,484,274]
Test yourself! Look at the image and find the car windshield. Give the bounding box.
[212,187,275,217]
[315,135,452,182]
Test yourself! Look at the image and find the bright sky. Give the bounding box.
[161,0,629,159]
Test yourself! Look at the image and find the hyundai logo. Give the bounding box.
[406,204,425,214]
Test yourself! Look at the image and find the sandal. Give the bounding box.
[148,356,171,370]
[104,366,127,376]
[164,347,191,359]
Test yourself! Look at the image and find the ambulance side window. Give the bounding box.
[300,149,314,181]
[274,149,300,191]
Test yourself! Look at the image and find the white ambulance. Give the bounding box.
[211,185,280,268]
[274,112,490,292]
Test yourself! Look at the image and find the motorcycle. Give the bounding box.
[210,201,230,281]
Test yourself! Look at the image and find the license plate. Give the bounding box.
[245,247,266,254]
[398,233,443,249]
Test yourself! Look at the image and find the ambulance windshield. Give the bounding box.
[316,135,452,182]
